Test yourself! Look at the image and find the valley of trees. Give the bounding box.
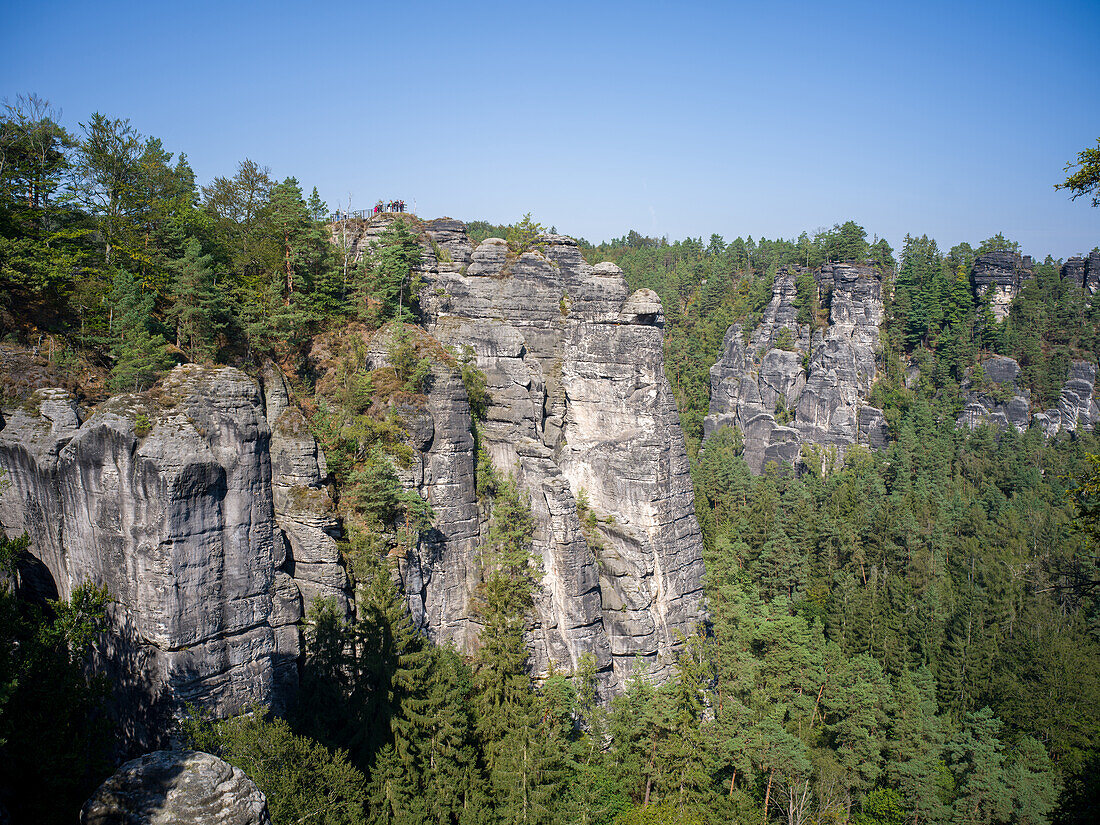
[2,97,1099,825]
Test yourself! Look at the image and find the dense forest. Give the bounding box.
[1,97,1099,825]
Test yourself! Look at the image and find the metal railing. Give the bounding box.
[327,204,411,223]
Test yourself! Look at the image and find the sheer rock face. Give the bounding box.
[1060,250,1100,295]
[80,750,270,825]
[971,251,1033,321]
[704,264,887,474]
[0,365,342,733]
[955,356,1099,436]
[402,230,706,687]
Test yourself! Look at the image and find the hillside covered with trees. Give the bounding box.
[1,98,1099,825]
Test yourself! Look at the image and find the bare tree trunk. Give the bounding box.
[809,678,827,729]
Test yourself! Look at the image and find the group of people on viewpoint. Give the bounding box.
[327,200,409,223]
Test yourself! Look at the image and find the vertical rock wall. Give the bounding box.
[330,218,707,687]
[971,251,1033,322]
[703,264,888,473]
[424,234,704,686]
[0,365,345,738]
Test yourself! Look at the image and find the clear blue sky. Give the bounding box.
[3,0,1098,258]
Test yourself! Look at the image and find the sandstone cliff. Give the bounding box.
[0,215,707,727]
[971,251,1034,322]
[956,355,1099,436]
[332,216,707,687]
[703,264,888,473]
[1060,250,1100,295]
[0,365,345,733]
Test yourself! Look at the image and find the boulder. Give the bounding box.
[80,750,270,825]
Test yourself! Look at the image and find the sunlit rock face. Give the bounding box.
[396,223,707,689]
[971,251,1033,322]
[704,263,888,474]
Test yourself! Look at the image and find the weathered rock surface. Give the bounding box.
[387,228,708,687]
[0,365,343,733]
[956,356,1032,432]
[1034,361,1100,436]
[971,251,1033,321]
[1061,250,1100,294]
[704,264,887,473]
[955,355,1099,436]
[80,749,270,825]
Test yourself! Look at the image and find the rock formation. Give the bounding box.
[703,264,888,473]
[0,365,344,733]
[955,355,1099,436]
[330,217,707,685]
[955,356,1032,432]
[971,251,1033,321]
[0,214,706,722]
[80,750,270,825]
[1060,250,1100,294]
[1033,361,1100,436]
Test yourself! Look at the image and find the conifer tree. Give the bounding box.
[107,266,171,392]
[168,237,223,362]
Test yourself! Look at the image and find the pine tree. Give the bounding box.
[107,266,170,392]
[422,646,491,825]
[886,668,949,825]
[168,237,223,362]
[945,707,1012,825]
[354,559,432,772]
[355,218,423,323]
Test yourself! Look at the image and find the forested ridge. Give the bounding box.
[1,98,1099,825]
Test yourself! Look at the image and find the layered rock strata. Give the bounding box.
[1034,361,1100,436]
[703,264,888,474]
[971,251,1033,321]
[1060,250,1100,294]
[81,750,271,825]
[0,365,344,729]
[365,224,709,687]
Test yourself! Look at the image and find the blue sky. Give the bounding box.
[2,0,1098,258]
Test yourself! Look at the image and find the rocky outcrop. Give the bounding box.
[1061,250,1100,294]
[0,365,344,734]
[1034,361,1100,436]
[80,750,270,825]
[956,356,1031,432]
[971,251,1033,321]
[262,364,346,617]
[380,228,708,687]
[704,264,887,474]
[956,355,1099,436]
